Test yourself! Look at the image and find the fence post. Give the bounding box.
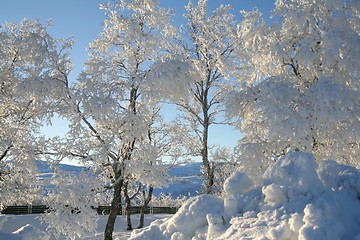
[28,205,32,214]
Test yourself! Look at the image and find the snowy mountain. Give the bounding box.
[36,161,203,198]
[154,162,204,197]
[36,160,88,174]
[36,160,88,183]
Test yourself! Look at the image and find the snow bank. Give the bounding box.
[130,151,360,240]
[12,224,50,240]
[0,223,49,240]
[0,215,51,240]
[130,195,224,240]
[224,171,253,197]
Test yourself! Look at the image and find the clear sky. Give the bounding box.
[0,0,276,164]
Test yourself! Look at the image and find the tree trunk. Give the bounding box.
[202,77,213,194]
[137,186,153,229]
[202,120,213,194]
[0,144,12,162]
[123,181,133,230]
[104,178,123,240]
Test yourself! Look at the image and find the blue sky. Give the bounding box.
[0,0,275,80]
[0,0,275,163]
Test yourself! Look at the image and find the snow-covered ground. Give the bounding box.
[3,152,360,239]
[0,214,172,240]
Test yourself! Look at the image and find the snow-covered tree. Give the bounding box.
[150,193,187,208]
[56,1,173,239]
[0,19,72,208]
[121,108,169,231]
[226,0,360,176]
[41,170,101,240]
[160,0,242,194]
[210,146,239,196]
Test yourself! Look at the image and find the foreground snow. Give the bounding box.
[0,214,171,240]
[130,152,360,240]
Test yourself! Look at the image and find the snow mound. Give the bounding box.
[317,160,360,197]
[263,152,323,195]
[11,224,49,240]
[130,194,224,240]
[130,151,360,240]
[224,171,253,197]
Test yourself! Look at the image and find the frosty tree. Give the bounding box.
[57,0,173,239]
[41,170,102,239]
[0,19,72,208]
[160,0,242,194]
[226,0,360,175]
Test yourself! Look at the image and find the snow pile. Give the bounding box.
[224,171,253,197]
[0,223,49,240]
[12,224,50,240]
[130,195,224,240]
[130,151,360,240]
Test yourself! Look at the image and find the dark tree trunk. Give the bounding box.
[121,86,138,231]
[201,75,214,194]
[0,144,12,162]
[123,181,133,231]
[104,178,123,240]
[202,119,213,194]
[137,186,153,229]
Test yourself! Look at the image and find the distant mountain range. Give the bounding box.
[154,162,204,197]
[36,161,203,198]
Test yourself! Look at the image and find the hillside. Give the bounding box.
[36,161,203,198]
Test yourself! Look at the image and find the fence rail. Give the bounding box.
[1,205,178,215]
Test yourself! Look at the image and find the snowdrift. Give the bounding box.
[130,152,360,240]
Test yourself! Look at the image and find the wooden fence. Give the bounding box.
[1,205,178,215]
